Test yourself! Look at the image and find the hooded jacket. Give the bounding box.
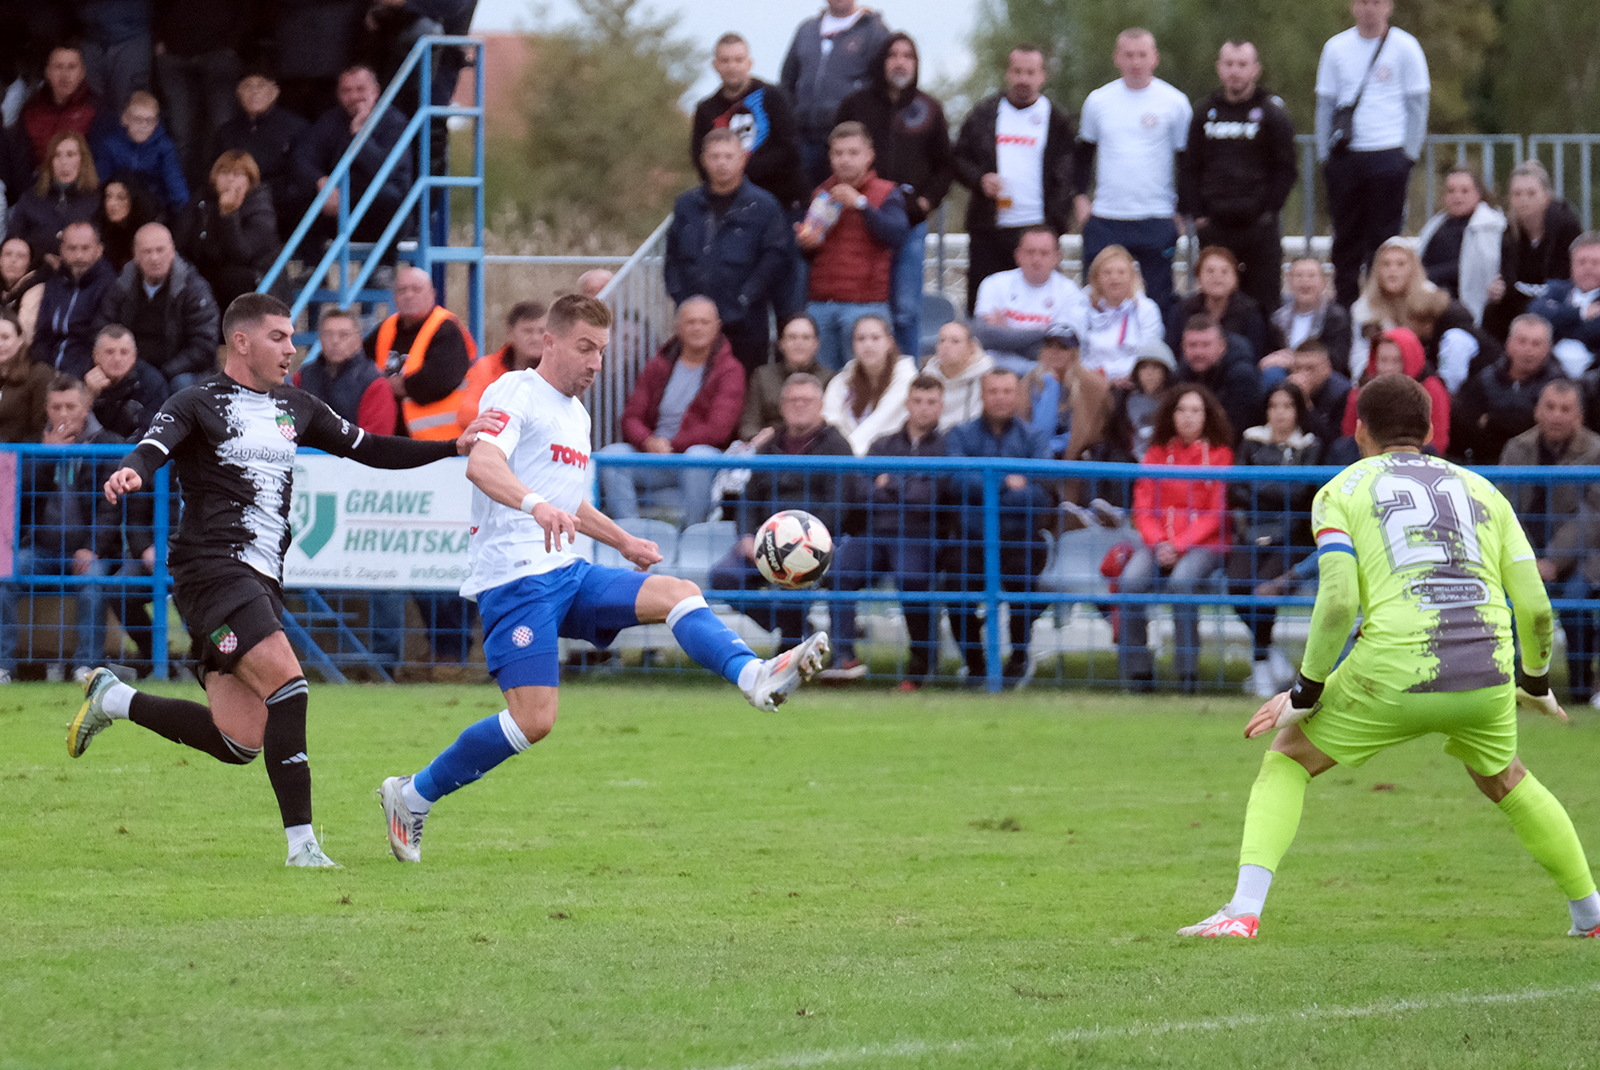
[1341,327,1450,454]
[1177,86,1298,226]
[93,255,221,382]
[780,6,893,142]
[92,124,189,213]
[620,334,746,452]
[834,34,955,227]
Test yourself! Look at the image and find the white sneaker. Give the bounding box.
[745,632,830,712]
[1177,907,1259,938]
[286,841,343,868]
[71,666,93,683]
[1590,692,1600,710]
[1247,659,1279,699]
[0,668,11,684]
[377,775,426,863]
[1266,647,1296,690]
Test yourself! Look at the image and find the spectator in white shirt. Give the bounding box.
[951,46,1077,316]
[921,321,994,431]
[1073,28,1192,314]
[1315,0,1431,307]
[1075,244,1164,386]
[970,224,1086,374]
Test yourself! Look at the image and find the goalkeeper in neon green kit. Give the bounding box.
[1181,375,1600,939]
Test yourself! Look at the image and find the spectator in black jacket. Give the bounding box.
[836,32,955,358]
[0,375,126,683]
[952,46,1076,316]
[82,323,168,439]
[1284,338,1351,444]
[1177,41,1298,315]
[290,63,413,250]
[821,374,947,685]
[690,33,807,212]
[30,221,120,377]
[174,150,281,309]
[1451,313,1568,465]
[1484,160,1584,340]
[93,222,221,390]
[711,373,853,650]
[94,174,161,272]
[9,131,100,264]
[1175,313,1264,445]
[665,129,797,374]
[1165,245,1273,363]
[210,70,311,241]
[273,0,365,121]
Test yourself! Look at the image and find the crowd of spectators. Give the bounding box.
[8,1,1600,697]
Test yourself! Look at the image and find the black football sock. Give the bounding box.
[129,693,258,764]
[261,678,313,828]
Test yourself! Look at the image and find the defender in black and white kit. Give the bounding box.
[375,295,830,864]
[66,294,498,868]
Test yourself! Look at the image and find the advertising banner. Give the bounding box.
[284,454,473,590]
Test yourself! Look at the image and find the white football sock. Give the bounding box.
[285,824,317,853]
[737,659,761,693]
[400,778,432,814]
[102,682,136,718]
[1571,891,1600,932]
[1228,863,1274,917]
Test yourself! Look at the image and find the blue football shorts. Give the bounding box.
[476,560,648,689]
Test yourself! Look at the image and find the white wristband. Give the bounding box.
[520,492,545,515]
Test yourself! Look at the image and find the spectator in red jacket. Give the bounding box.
[1117,382,1235,692]
[20,46,100,169]
[797,121,909,371]
[598,296,747,527]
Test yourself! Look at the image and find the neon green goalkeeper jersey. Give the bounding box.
[1310,450,1535,693]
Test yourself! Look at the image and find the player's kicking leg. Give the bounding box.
[70,626,340,867]
[1178,722,1335,938]
[378,571,828,862]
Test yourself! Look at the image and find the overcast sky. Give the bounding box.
[470,0,984,99]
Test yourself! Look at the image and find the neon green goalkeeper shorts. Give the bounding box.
[1299,668,1518,777]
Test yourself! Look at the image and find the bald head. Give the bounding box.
[578,269,614,299]
[393,267,437,320]
[133,223,175,285]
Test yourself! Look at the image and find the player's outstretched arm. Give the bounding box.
[1246,549,1360,739]
[574,501,662,571]
[1504,554,1568,722]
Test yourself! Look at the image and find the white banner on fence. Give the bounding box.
[284,455,473,591]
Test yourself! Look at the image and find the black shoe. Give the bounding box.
[1125,671,1155,694]
[1002,651,1029,681]
[1179,675,1198,695]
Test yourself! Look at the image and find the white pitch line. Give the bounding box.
[664,982,1600,1070]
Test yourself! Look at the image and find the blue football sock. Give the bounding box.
[668,596,758,686]
[413,711,527,802]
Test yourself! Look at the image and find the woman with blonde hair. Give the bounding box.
[8,131,99,262]
[1077,244,1163,386]
[175,150,282,308]
[1348,238,1435,375]
[823,314,917,455]
[921,320,993,430]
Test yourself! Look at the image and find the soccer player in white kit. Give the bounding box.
[376,295,830,862]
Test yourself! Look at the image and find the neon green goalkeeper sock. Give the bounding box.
[1238,750,1312,872]
[1496,772,1599,902]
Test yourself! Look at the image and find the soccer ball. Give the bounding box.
[753,510,833,589]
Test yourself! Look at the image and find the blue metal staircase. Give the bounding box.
[258,34,486,358]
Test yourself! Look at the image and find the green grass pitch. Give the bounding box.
[4,680,1599,1069]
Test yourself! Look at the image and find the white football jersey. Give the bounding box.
[460,369,592,598]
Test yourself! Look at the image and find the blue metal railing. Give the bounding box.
[8,446,1600,691]
[258,34,486,358]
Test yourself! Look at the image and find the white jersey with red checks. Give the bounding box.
[461,369,592,598]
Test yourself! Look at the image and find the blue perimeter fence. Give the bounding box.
[4,446,1598,693]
